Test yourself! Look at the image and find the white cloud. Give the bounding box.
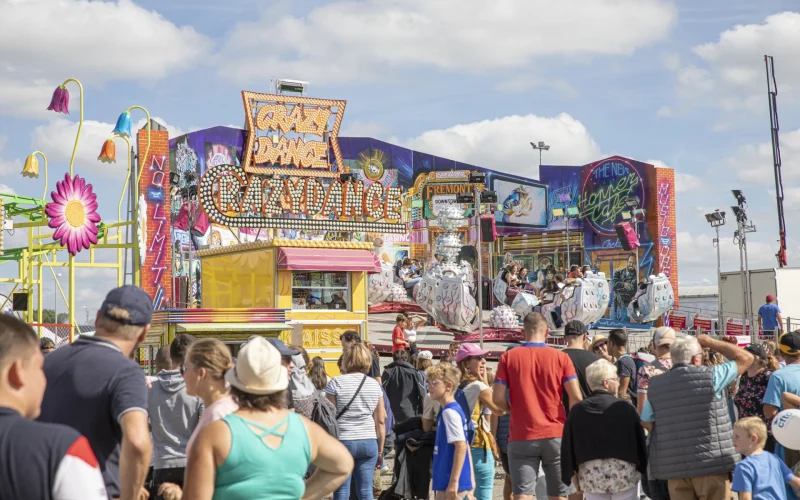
[0,184,15,195]
[645,159,705,193]
[666,11,800,113]
[0,134,22,177]
[0,0,213,118]
[218,0,676,83]
[30,117,184,178]
[396,113,601,176]
[721,128,800,186]
[677,231,777,280]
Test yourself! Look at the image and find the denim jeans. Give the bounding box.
[470,447,495,500]
[334,439,379,500]
[404,277,421,289]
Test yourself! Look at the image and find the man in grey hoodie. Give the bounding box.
[148,334,203,498]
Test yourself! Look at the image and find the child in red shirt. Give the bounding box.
[392,314,410,353]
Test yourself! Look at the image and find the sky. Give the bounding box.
[1,0,800,320]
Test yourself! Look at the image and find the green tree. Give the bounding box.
[56,313,69,324]
[32,309,56,323]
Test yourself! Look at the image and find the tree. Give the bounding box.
[32,309,56,323]
[56,313,69,324]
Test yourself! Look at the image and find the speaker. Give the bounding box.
[615,222,640,251]
[480,214,497,242]
[11,293,28,312]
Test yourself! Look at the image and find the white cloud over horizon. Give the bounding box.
[217,0,677,84]
[397,113,602,176]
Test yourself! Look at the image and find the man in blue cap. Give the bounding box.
[38,285,154,500]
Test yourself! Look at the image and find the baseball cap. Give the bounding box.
[779,331,800,356]
[564,320,586,337]
[455,343,489,364]
[265,337,300,357]
[225,336,288,395]
[418,350,433,360]
[99,285,153,326]
[745,343,768,360]
[767,295,775,302]
[653,327,676,347]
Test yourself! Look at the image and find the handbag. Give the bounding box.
[336,374,368,419]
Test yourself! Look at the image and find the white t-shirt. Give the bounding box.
[404,328,417,343]
[325,373,383,441]
[441,407,467,444]
[398,267,410,280]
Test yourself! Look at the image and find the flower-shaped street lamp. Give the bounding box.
[110,106,151,287]
[46,86,70,114]
[45,173,101,256]
[44,77,85,340]
[21,151,48,201]
[98,138,116,163]
[97,134,133,287]
[46,79,83,176]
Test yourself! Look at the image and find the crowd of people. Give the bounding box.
[4,284,800,499]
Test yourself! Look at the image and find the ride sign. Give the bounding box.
[198,164,406,233]
[241,91,347,178]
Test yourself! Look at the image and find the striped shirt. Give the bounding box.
[325,373,383,441]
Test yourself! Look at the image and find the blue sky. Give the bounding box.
[1,0,800,317]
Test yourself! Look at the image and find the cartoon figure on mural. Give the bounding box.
[611,254,638,322]
[501,186,534,223]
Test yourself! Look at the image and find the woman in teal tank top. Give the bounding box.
[182,336,353,500]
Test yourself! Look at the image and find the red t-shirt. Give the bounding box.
[391,326,406,353]
[495,342,577,441]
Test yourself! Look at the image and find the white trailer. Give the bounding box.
[719,268,800,329]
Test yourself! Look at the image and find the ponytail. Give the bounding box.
[765,355,780,372]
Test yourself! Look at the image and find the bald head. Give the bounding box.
[522,312,548,340]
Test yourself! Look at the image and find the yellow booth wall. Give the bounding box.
[201,249,276,308]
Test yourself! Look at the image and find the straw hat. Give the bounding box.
[225,336,288,395]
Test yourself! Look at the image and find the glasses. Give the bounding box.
[605,376,619,382]
[427,380,443,387]
[467,355,486,361]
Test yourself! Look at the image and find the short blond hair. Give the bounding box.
[425,363,460,390]
[735,417,768,449]
[342,343,372,374]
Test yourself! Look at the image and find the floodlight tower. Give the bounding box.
[705,209,726,332]
[731,190,757,341]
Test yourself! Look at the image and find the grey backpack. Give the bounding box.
[311,391,339,438]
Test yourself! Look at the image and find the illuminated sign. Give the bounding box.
[580,159,645,235]
[198,164,405,233]
[407,170,478,220]
[241,91,346,178]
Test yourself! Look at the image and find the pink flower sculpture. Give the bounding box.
[46,86,70,114]
[45,174,101,255]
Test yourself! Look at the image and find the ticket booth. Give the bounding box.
[198,238,378,374]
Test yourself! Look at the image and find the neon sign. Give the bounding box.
[581,159,644,235]
[658,181,672,276]
[198,164,405,233]
[241,92,346,178]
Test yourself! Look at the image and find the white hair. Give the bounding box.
[670,335,702,365]
[586,359,618,391]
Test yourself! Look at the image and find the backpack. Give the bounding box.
[454,381,476,445]
[311,391,339,439]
